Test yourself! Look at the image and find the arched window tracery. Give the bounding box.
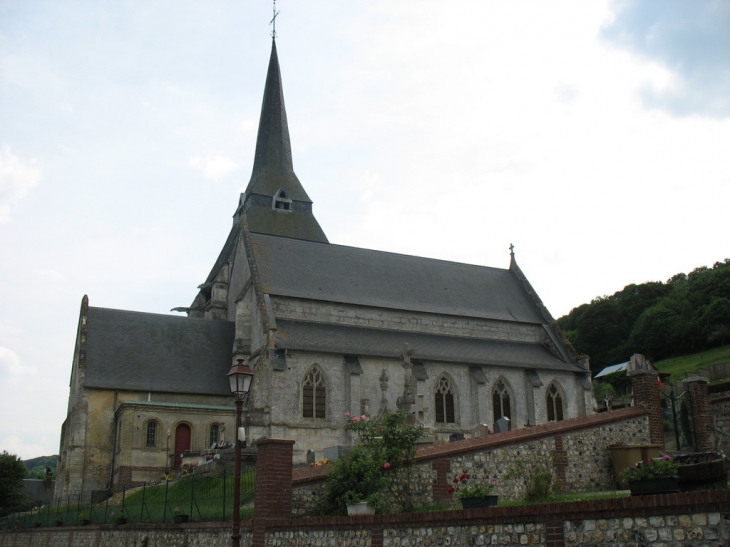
[546,383,564,422]
[303,367,326,419]
[434,375,455,423]
[492,379,511,422]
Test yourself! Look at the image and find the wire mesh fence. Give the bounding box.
[1,465,256,530]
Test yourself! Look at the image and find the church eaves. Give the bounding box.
[234,39,328,243]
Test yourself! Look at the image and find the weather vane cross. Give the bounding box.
[509,243,515,258]
[270,0,280,39]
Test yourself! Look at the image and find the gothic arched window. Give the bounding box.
[303,367,326,419]
[434,376,455,423]
[546,383,564,422]
[146,420,158,448]
[209,423,221,447]
[492,380,511,422]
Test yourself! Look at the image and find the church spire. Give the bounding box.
[245,39,309,202]
[234,39,328,243]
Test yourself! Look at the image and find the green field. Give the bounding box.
[653,344,730,381]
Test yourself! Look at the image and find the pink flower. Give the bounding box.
[383,462,391,469]
[352,417,360,422]
[361,415,367,421]
[661,455,670,461]
[344,412,350,417]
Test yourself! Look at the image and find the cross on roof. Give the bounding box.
[270,0,280,39]
[509,243,515,258]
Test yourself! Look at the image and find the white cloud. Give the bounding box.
[188,154,239,180]
[0,346,36,377]
[0,146,41,225]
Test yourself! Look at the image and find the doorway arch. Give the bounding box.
[174,423,192,469]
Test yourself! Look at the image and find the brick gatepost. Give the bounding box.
[683,376,714,451]
[252,438,295,547]
[432,457,452,504]
[629,372,665,447]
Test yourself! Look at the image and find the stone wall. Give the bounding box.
[711,394,730,453]
[291,407,652,516]
[4,492,729,547]
[270,296,544,342]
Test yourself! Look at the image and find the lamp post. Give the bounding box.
[227,358,253,547]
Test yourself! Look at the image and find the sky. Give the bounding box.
[1,0,729,460]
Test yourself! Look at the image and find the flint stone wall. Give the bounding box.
[292,407,651,515]
[5,494,729,547]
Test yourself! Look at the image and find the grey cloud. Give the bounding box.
[601,0,730,118]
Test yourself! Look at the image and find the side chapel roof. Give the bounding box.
[83,307,234,395]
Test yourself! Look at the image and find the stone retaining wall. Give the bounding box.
[711,394,730,453]
[291,407,651,515]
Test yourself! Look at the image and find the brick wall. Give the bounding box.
[630,372,664,446]
[4,492,729,547]
[684,376,713,451]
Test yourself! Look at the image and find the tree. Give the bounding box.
[0,451,27,509]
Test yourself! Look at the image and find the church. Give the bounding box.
[55,39,594,501]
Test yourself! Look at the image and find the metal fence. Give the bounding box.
[1,465,255,530]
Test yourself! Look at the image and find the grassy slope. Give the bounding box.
[653,344,730,381]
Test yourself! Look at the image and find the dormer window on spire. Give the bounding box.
[273,189,292,211]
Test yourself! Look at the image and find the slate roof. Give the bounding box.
[275,319,584,373]
[244,39,311,203]
[250,233,545,323]
[83,307,235,395]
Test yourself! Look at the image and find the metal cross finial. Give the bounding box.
[509,243,515,258]
[270,0,280,39]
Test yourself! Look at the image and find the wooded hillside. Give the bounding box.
[557,259,730,375]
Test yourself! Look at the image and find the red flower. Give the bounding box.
[448,486,455,494]
[383,462,391,469]
[453,478,459,483]
[344,412,351,417]
[352,417,360,422]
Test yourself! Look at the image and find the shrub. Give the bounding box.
[505,451,561,502]
[318,411,423,515]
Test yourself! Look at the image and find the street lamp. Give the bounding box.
[227,358,253,547]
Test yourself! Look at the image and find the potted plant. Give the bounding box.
[620,455,680,496]
[449,472,499,509]
[53,516,64,527]
[111,509,127,525]
[172,507,189,523]
[33,519,41,528]
[343,491,376,516]
[78,512,91,525]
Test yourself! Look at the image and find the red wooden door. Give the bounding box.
[174,424,191,469]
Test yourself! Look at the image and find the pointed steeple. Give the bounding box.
[235,39,328,243]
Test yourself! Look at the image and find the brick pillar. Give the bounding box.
[630,372,664,447]
[546,520,565,547]
[253,438,295,519]
[432,457,452,504]
[683,376,714,451]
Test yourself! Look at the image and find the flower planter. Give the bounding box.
[628,477,679,496]
[460,495,499,509]
[173,514,189,523]
[53,520,63,527]
[115,517,128,525]
[80,519,91,526]
[346,502,375,516]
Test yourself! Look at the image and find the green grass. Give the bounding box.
[497,490,630,507]
[653,344,730,381]
[4,471,256,529]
